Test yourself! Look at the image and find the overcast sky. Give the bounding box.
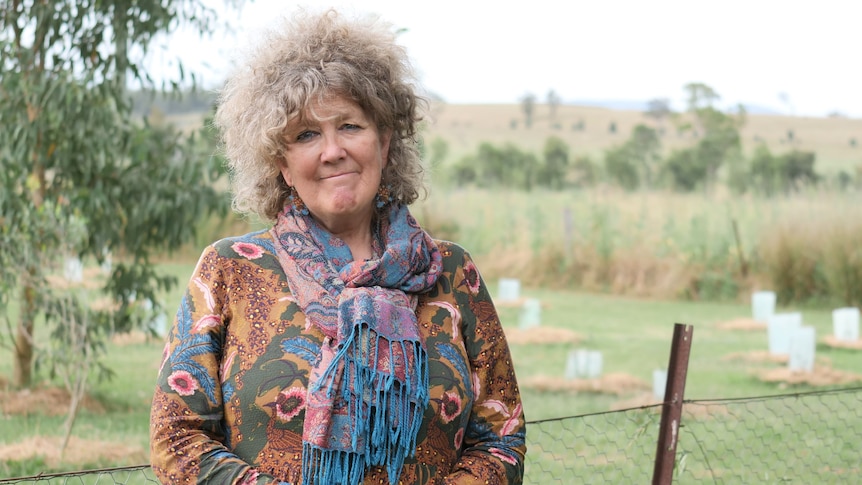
[145,0,862,118]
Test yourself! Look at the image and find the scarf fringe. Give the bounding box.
[302,443,365,485]
[306,323,428,485]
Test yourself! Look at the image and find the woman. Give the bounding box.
[150,8,526,485]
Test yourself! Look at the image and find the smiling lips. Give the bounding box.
[321,171,357,180]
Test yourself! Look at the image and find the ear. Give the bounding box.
[380,130,392,168]
[277,156,293,186]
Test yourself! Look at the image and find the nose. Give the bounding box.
[319,129,346,163]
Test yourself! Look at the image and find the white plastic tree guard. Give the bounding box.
[832,307,860,342]
[518,298,541,329]
[497,278,521,302]
[767,312,803,355]
[752,291,776,322]
[788,326,816,372]
[565,349,603,379]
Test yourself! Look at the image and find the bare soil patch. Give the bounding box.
[0,436,146,467]
[720,350,789,364]
[503,326,582,345]
[757,365,862,387]
[822,335,862,350]
[0,387,105,416]
[718,350,862,386]
[522,372,649,396]
[716,318,767,331]
[110,329,156,346]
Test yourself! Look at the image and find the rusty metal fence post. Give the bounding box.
[652,323,694,485]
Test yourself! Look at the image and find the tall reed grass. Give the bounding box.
[182,187,860,306]
[414,187,862,306]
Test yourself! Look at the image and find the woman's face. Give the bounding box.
[279,94,391,235]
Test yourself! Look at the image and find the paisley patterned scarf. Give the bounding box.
[271,202,442,485]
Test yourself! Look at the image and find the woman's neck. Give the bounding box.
[340,229,374,261]
[312,209,376,261]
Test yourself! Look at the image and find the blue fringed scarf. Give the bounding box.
[271,203,442,485]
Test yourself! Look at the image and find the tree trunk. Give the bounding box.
[13,278,37,388]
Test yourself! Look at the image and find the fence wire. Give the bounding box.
[0,465,158,485]
[2,387,860,484]
[525,404,663,484]
[675,387,862,484]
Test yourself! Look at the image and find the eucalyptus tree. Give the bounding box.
[0,0,234,388]
[520,92,536,128]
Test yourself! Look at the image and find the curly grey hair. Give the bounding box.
[214,8,427,221]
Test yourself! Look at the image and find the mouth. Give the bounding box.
[321,172,357,180]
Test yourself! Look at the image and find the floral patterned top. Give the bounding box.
[150,229,526,485]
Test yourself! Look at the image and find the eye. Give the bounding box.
[295,130,317,142]
[341,123,362,132]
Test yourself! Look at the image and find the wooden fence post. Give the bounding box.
[652,323,694,485]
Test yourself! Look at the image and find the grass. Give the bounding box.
[2,264,859,482]
[2,184,861,481]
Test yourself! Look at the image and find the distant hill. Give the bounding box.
[157,95,861,175]
[569,98,783,116]
[569,99,650,112]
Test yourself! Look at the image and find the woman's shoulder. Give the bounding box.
[208,228,277,257]
[190,228,280,272]
[433,239,473,267]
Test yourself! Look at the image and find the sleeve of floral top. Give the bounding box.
[443,247,527,485]
[149,245,288,485]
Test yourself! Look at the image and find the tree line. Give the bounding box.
[442,83,850,194]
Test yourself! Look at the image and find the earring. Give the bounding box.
[375,184,394,208]
[287,186,309,216]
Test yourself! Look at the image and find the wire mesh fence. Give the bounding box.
[675,387,862,484]
[0,465,158,485]
[525,404,663,483]
[2,387,860,484]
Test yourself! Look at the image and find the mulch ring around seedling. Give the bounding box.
[503,326,583,345]
[716,318,767,331]
[821,335,862,350]
[522,372,650,396]
[756,365,862,387]
[719,351,862,386]
[720,350,790,365]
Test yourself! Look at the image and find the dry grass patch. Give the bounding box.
[822,335,862,350]
[717,318,767,331]
[721,351,862,386]
[0,387,105,416]
[756,365,862,386]
[0,436,146,467]
[720,350,789,364]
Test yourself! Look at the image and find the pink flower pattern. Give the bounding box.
[238,470,260,485]
[167,370,199,396]
[462,260,481,295]
[440,391,462,424]
[275,387,307,422]
[490,448,518,465]
[454,428,464,449]
[231,241,264,260]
